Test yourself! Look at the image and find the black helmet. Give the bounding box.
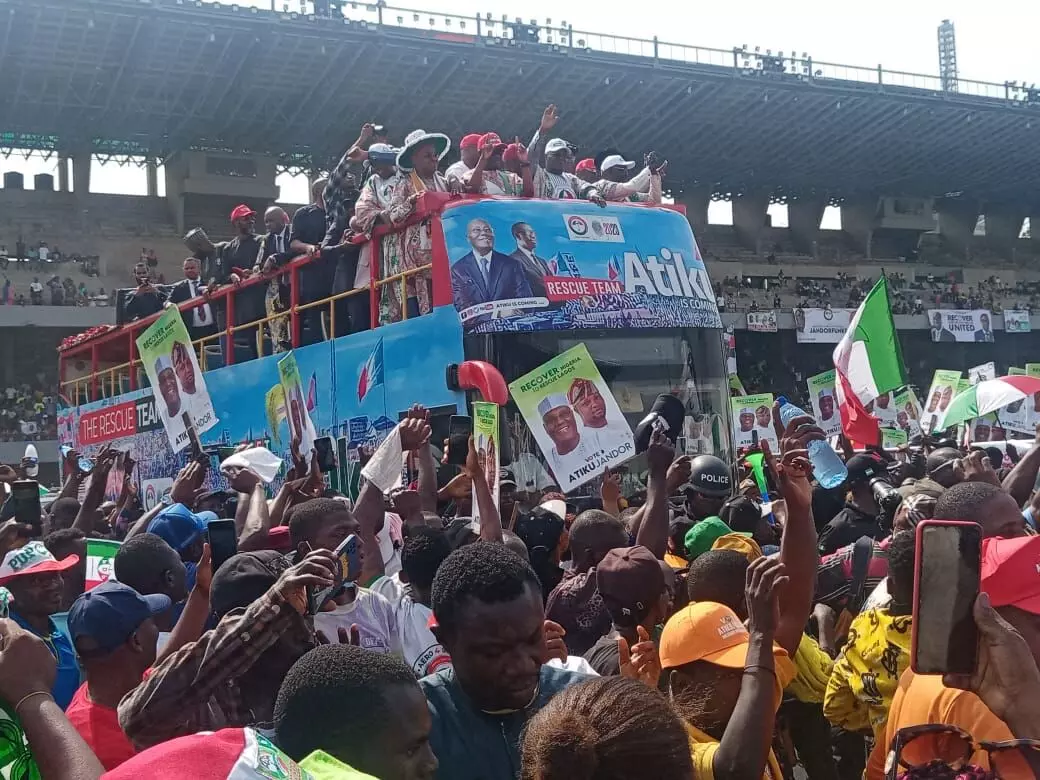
[685,455,732,498]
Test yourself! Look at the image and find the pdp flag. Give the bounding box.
[832,277,907,446]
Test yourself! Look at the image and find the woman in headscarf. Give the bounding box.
[385,130,453,324]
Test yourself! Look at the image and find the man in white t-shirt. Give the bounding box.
[371,526,453,678]
[444,133,482,189]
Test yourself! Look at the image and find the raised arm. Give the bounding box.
[635,431,673,559]
[72,446,119,535]
[766,403,820,656]
[464,140,494,194]
[464,436,503,544]
[237,481,272,552]
[1001,426,1040,506]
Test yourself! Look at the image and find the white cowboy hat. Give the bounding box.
[396,129,451,172]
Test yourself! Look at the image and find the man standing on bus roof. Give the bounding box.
[451,219,532,312]
[595,151,665,204]
[566,378,630,453]
[538,394,591,485]
[154,355,182,418]
[525,105,606,205]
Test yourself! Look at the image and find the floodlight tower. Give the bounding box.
[938,19,959,93]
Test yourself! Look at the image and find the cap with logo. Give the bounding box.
[545,138,576,155]
[68,581,172,655]
[366,143,399,165]
[502,143,522,163]
[229,204,256,222]
[575,159,597,174]
[459,133,483,150]
[595,545,665,627]
[981,536,1040,615]
[479,132,506,153]
[148,504,217,554]
[845,453,885,485]
[0,541,79,585]
[600,154,636,172]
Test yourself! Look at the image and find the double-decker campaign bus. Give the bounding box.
[57,195,728,504]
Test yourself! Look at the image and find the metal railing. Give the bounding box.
[296,2,1036,107]
[59,197,443,404]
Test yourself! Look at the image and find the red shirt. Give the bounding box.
[65,683,136,770]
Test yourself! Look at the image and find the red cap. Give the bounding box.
[982,536,1040,615]
[575,158,597,173]
[502,143,522,163]
[229,204,255,222]
[479,132,506,152]
[460,133,482,150]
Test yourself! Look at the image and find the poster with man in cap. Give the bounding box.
[806,370,841,436]
[136,306,218,452]
[730,393,778,451]
[509,344,634,492]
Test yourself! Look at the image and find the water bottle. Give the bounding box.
[22,444,38,478]
[776,396,848,489]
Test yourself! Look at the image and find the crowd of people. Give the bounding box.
[0,381,60,442]
[0,240,102,278]
[0,399,1036,779]
[120,105,666,359]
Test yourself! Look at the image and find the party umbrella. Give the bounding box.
[939,375,1040,428]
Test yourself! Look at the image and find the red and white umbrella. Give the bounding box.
[940,375,1040,429]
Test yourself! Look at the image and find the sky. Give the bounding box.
[3,0,1033,230]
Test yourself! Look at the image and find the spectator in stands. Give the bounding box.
[28,277,43,305]
[445,133,482,188]
[47,275,63,306]
[387,129,453,323]
[1,277,9,306]
[124,262,166,322]
[38,242,48,264]
[290,178,331,346]
[168,258,216,344]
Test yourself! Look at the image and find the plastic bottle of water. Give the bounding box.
[776,396,848,489]
[22,444,39,478]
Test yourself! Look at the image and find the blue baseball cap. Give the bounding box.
[147,504,218,553]
[68,581,172,654]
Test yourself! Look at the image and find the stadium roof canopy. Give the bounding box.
[2,0,1040,207]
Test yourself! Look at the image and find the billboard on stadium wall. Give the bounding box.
[927,309,995,343]
[793,307,856,343]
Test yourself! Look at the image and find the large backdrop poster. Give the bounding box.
[927,309,995,343]
[440,199,722,333]
[135,306,218,452]
[793,307,856,343]
[746,310,778,333]
[508,343,634,492]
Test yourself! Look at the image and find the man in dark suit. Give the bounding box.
[509,222,550,298]
[451,219,533,315]
[973,312,994,343]
[167,257,218,343]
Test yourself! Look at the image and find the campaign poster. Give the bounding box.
[441,199,722,333]
[880,428,907,449]
[793,307,856,344]
[867,390,899,429]
[806,370,841,436]
[141,477,173,511]
[135,306,218,452]
[278,352,318,457]
[968,362,996,385]
[472,401,500,525]
[892,387,923,437]
[970,416,1004,443]
[922,370,962,433]
[746,310,778,333]
[730,393,779,451]
[927,310,995,343]
[1003,309,1031,334]
[508,343,635,492]
[85,538,122,591]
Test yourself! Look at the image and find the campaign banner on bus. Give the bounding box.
[508,343,634,492]
[793,307,856,343]
[1004,309,1031,334]
[472,401,500,525]
[277,352,317,457]
[922,369,962,433]
[135,307,218,452]
[806,370,841,436]
[746,310,778,333]
[730,394,778,450]
[441,199,722,333]
[927,310,995,343]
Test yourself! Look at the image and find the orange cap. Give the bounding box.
[659,602,750,670]
[712,533,764,563]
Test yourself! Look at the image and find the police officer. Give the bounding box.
[683,455,733,522]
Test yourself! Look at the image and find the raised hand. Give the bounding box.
[618,625,661,687]
[539,104,560,132]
